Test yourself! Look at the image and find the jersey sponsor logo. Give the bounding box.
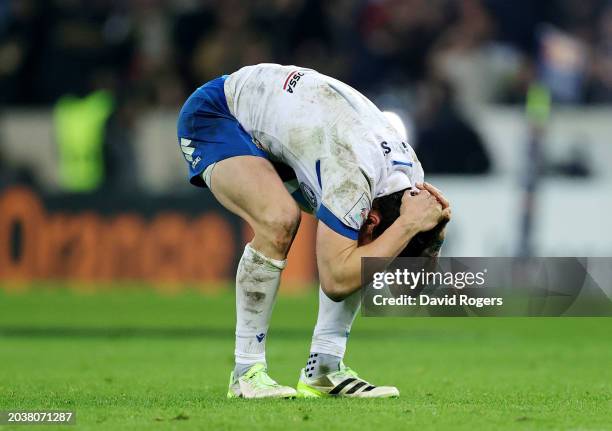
[342,192,370,230]
[283,71,304,94]
[299,182,317,209]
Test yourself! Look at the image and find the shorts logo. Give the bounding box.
[299,182,317,209]
[283,71,304,94]
[192,156,201,169]
[180,138,195,162]
[181,138,202,169]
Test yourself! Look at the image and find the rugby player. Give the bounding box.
[176,64,451,399]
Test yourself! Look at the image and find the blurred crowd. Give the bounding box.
[2,0,611,107]
[1,0,610,189]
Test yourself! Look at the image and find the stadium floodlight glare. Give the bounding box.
[382,111,408,141]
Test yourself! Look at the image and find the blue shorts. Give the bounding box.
[176,75,268,188]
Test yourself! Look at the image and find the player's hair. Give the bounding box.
[371,188,433,257]
[370,189,407,240]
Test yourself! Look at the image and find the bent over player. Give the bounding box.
[176,64,451,399]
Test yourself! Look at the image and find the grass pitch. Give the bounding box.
[0,286,611,430]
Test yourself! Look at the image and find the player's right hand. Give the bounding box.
[399,187,444,233]
[417,182,451,225]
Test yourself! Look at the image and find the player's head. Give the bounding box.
[359,189,407,244]
[359,188,431,257]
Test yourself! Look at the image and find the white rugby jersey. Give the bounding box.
[224,63,424,240]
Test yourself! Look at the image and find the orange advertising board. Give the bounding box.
[0,187,317,291]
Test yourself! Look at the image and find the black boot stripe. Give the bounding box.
[346,381,367,394]
[329,378,356,395]
[363,385,376,392]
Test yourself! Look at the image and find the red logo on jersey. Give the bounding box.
[283,71,304,94]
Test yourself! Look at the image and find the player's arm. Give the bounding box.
[316,189,448,301]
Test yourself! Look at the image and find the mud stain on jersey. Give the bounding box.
[326,83,360,112]
[287,125,325,159]
[331,177,364,203]
[330,137,357,162]
[329,125,359,164]
[319,83,346,105]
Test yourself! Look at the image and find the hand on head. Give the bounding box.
[400,182,451,233]
[415,182,451,223]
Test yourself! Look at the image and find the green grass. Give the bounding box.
[1,286,611,430]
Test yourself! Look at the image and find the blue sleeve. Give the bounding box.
[316,205,360,240]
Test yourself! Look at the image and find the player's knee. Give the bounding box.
[259,201,301,252]
[319,278,354,302]
[320,284,345,302]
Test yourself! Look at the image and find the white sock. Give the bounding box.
[234,243,286,375]
[309,286,361,359]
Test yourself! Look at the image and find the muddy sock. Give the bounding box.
[233,243,286,378]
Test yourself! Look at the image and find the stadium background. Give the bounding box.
[1,1,612,429]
